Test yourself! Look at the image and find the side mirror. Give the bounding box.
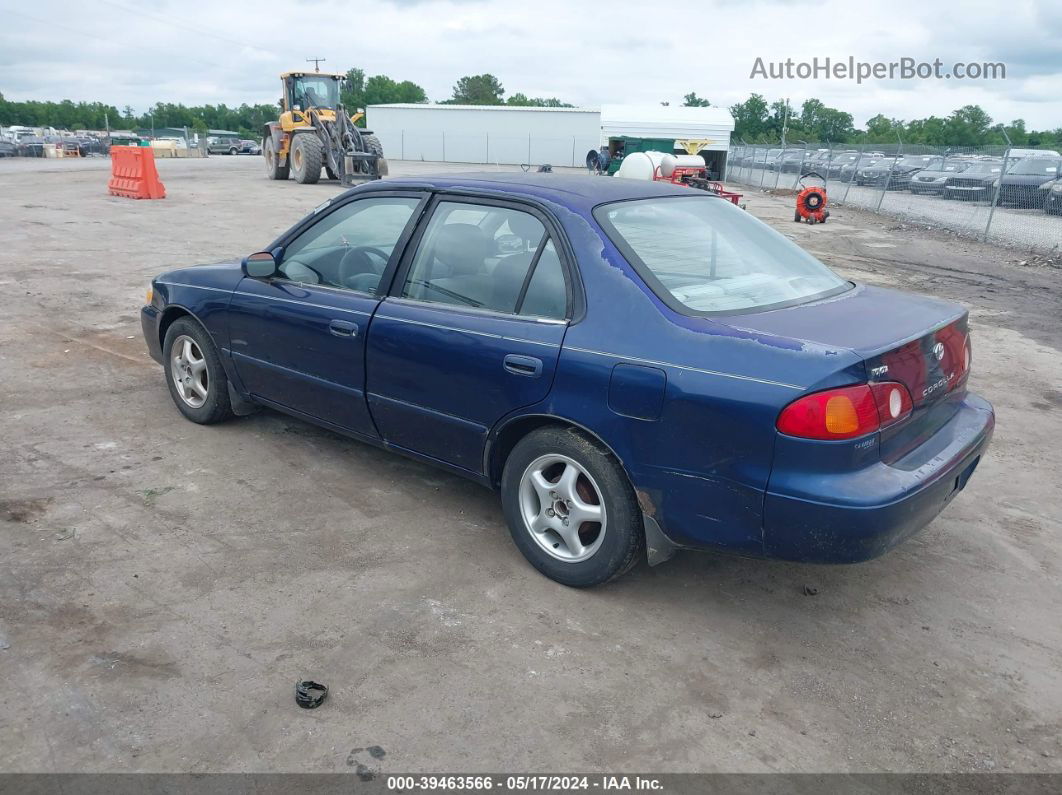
[243,251,277,279]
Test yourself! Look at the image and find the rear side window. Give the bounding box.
[596,196,848,314]
[400,201,567,319]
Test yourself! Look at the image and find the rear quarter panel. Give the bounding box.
[498,199,863,553]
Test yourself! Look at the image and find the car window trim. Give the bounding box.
[513,232,548,315]
[389,193,575,322]
[263,190,431,298]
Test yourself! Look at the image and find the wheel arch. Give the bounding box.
[485,413,631,491]
[158,304,203,350]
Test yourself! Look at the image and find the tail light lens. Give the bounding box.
[777,381,913,440]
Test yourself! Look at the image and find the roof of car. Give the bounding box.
[357,171,704,210]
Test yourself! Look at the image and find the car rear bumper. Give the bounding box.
[141,305,164,364]
[761,392,994,563]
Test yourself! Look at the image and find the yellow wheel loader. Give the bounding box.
[262,70,388,185]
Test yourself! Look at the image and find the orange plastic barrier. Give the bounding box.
[108,146,166,200]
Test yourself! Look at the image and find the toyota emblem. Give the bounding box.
[932,342,945,361]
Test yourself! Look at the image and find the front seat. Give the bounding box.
[420,223,492,307]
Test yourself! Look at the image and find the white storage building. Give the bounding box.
[365,104,601,167]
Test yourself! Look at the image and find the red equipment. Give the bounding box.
[652,164,744,206]
[794,172,829,224]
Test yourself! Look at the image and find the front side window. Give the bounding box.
[279,197,421,292]
[400,201,567,319]
[596,196,848,315]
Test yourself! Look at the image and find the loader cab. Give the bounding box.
[281,72,343,113]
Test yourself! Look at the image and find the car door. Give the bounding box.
[227,192,426,437]
[365,196,573,472]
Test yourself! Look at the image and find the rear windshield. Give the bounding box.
[595,196,849,314]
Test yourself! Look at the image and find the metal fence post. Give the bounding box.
[794,142,808,189]
[984,147,1010,243]
[876,155,893,212]
[841,142,861,204]
[773,141,783,189]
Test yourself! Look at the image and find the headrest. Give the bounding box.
[506,212,544,244]
[433,223,490,274]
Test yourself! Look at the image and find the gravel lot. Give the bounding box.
[1,156,1060,774]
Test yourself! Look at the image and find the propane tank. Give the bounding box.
[614,151,667,181]
[660,153,706,177]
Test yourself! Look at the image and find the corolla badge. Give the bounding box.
[932,342,945,361]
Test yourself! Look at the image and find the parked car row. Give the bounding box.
[731,148,1062,213]
[0,128,112,157]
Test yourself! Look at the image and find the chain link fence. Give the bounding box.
[726,141,1062,253]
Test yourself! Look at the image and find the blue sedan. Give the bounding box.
[141,173,994,586]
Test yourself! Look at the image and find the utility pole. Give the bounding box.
[306,57,326,72]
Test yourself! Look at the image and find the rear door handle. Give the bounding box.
[329,319,359,338]
[503,354,542,377]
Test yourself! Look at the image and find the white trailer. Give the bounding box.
[600,105,735,176]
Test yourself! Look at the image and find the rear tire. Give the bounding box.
[263,136,289,180]
[501,426,643,587]
[363,133,387,176]
[291,135,323,184]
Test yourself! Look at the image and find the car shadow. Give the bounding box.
[237,406,947,625]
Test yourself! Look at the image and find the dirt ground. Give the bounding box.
[1,156,1060,774]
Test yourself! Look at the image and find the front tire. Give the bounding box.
[291,135,323,184]
[501,427,643,587]
[263,136,289,180]
[163,318,234,425]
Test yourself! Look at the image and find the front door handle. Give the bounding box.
[503,354,542,377]
[329,319,359,338]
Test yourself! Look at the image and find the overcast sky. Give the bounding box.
[3,0,1061,130]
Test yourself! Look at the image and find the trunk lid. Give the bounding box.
[727,284,971,460]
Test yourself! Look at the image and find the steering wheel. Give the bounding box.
[338,246,391,285]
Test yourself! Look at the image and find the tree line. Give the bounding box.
[4,73,1061,149]
[729,93,1062,148]
[0,68,577,137]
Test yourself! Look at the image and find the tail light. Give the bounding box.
[777,382,913,440]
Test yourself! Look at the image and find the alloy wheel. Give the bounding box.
[518,454,606,563]
[170,335,208,409]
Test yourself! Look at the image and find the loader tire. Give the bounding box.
[263,136,289,180]
[363,134,388,176]
[291,135,323,184]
